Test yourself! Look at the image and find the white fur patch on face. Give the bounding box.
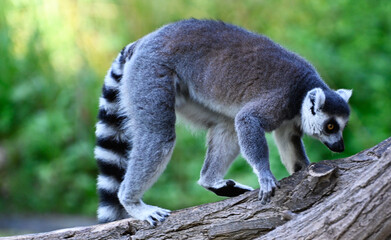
[301,88,327,136]
[301,111,326,137]
[319,132,341,145]
[301,107,329,137]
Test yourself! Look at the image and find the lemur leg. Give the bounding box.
[118,130,175,226]
[273,119,310,174]
[118,63,176,226]
[235,109,280,204]
[198,123,253,197]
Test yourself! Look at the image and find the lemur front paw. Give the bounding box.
[258,172,280,204]
[123,201,170,226]
[207,179,254,197]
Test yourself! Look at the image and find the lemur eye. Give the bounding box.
[324,119,339,134]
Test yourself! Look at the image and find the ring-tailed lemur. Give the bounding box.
[95,19,352,226]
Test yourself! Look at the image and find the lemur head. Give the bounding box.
[301,88,352,152]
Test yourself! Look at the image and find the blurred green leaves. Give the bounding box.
[0,0,390,216]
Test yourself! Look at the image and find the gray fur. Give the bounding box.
[273,116,309,174]
[95,19,352,226]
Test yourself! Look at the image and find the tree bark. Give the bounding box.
[5,137,391,240]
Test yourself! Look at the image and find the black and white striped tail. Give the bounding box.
[95,43,136,223]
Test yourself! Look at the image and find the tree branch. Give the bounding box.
[6,137,391,240]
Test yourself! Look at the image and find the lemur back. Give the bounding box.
[95,19,352,225]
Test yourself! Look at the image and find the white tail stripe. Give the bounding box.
[96,122,128,142]
[97,175,120,192]
[97,205,121,222]
[99,97,118,113]
[96,122,117,138]
[104,70,121,88]
[94,146,127,169]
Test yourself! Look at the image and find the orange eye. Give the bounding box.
[327,124,334,131]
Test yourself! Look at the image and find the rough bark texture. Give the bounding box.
[5,137,391,240]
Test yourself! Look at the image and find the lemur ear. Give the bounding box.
[307,88,325,115]
[335,89,352,102]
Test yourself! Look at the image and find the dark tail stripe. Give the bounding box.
[98,188,121,206]
[97,159,125,182]
[96,137,130,156]
[98,109,127,128]
[102,85,119,102]
[111,70,122,82]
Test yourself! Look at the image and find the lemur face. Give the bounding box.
[316,116,349,153]
[301,88,352,153]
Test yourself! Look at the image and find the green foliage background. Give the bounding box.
[0,0,390,216]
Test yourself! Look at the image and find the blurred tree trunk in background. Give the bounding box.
[7,137,391,240]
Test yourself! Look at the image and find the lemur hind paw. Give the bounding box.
[208,179,254,197]
[124,201,171,226]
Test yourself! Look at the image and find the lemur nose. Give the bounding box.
[324,139,344,153]
[330,139,344,153]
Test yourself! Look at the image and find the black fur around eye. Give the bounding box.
[324,119,339,134]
